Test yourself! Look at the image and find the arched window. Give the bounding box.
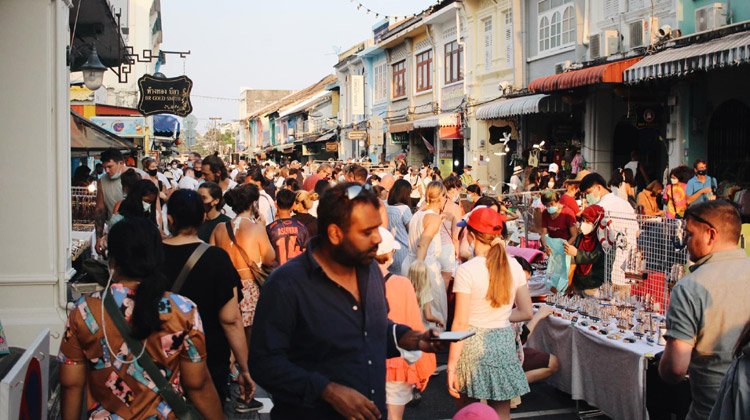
[562,6,575,45]
[550,12,562,48]
[539,16,550,52]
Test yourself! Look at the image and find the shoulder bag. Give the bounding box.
[171,242,210,294]
[225,221,272,288]
[103,292,204,420]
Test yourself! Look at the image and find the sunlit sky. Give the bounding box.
[158,0,437,132]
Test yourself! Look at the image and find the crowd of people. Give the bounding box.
[59,148,750,420]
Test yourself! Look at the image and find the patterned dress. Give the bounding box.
[58,284,206,420]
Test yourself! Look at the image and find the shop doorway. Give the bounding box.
[452,138,464,176]
[707,99,750,182]
[613,121,666,189]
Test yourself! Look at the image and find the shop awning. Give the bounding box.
[476,94,570,120]
[69,0,128,71]
[278,91,331,118]
[314,132,336,143]
[528,57,643,93]
[389,121,414,133]
[623,30,750,84]
[71,110,137,152]
[412,113,461,128]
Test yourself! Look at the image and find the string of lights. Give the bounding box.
[346,0,446,22]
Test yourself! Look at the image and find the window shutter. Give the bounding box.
[484,18,493,71]
[504,11,513,68]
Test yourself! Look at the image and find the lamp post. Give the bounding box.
[80,44,107,91]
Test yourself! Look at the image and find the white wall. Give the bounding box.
[0,0,72,351]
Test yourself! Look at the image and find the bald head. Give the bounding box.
[380,174,395,191]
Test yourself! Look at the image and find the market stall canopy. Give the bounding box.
[69,0,128,71]
[412,113,461,128]
[528,58,643,93]
[476,94,570,120]
[624,30,750,84]
[71,110,137,153]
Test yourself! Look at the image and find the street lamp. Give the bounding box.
[80,44,107,91]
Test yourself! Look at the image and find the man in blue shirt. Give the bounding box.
[685,159,717,206]
[249,182,443,420]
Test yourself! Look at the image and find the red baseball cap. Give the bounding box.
[465,207,505,235]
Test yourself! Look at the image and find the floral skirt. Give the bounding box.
[239,278,259,327]
[455,326,530,401]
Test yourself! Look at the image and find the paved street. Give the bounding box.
[224,351,611,420]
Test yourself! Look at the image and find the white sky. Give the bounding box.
[158,0,437,132]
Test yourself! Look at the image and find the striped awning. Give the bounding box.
[476,94,570,120]
[529,58,643,93]
[624,30,750,84]
[412,113,461,128]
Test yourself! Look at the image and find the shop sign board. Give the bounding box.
[90,116,146,138]
[391,132,409,145]
[441,83,464,111]
[348,130,367,140]
[137,75,193,117]
[325,142,339,152]
[351,75,364,116]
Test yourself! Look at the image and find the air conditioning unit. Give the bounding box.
[589,34,601,59]
[604,30,620,56]
[554,60,572,74]
[695,3,727,32]
[629,18,658,48]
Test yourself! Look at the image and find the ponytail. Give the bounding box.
[107,218,166,340]
[469,227,513,307]
[407,260,432,309]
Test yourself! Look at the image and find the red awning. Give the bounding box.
[528,57,643,93]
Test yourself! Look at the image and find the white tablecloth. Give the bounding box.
[527,315,659,420]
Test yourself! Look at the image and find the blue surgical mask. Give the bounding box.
[547,205,558,214]
[110,169,122,180]
[586,193,600,205]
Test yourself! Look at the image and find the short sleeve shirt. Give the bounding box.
[58,284,205,420]
[267,218,310,266]
[558,194,580,216]
[685,175,716,206]
[452,255,527,328]
[665,250,750,420]
[541,206,577,240]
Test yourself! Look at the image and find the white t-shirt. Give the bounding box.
[624,161,638,177]
[178,176,200,190]
[452,254,527,329]
[258,190,276,226]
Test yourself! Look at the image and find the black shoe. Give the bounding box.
[234,398,264,413]
[406,388,422,408]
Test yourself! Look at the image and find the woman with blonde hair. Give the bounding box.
[448,208,534,420]
[293,190,318,237]
[403,181,450,330]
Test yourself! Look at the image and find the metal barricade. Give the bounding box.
[602,211,689,315]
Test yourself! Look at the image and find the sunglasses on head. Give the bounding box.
[345,183,372,200]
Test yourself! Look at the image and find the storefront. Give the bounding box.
[302,131,339,161]
[413,113,463,177]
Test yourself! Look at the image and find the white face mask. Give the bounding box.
[142,201,152,212]
[581,222,594,235]
[671,177,678,185]
[548,180,556,188]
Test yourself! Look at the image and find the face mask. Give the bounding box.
[110,168,122,180]
[203,202,214,213]
[547,205,558,214]
[697,169,707,176]
[586,193,600,205]
[187,161,193,168]
[147,169,158,177]
[548,181,556,188]
[172,164,178,169]
[142,201,151,212]
[392,325,422,364]
[581,222,594,235]
[671,178,678,185]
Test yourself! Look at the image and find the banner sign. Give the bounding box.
[90,117,146,137]
[137,75,193,117]
[348,130,367,140]
[351,75,364,116]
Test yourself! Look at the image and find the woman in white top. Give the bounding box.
[447,207,534,420]
[402,181,447,330]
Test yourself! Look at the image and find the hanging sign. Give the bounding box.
[348,130,367,140]
[351,75,364,116]
[325,142,339,152]
[137,75,193,117]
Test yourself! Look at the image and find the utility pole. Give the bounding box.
[209,117,222,154]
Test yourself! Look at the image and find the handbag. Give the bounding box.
[103,292,204,420]
[224,221,272,287]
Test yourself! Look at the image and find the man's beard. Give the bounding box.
[331,236,378,267]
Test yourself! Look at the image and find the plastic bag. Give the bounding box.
[545,235,571,293]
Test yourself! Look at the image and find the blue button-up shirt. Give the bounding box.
[248,237,410,419]
[686,175,716,206]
